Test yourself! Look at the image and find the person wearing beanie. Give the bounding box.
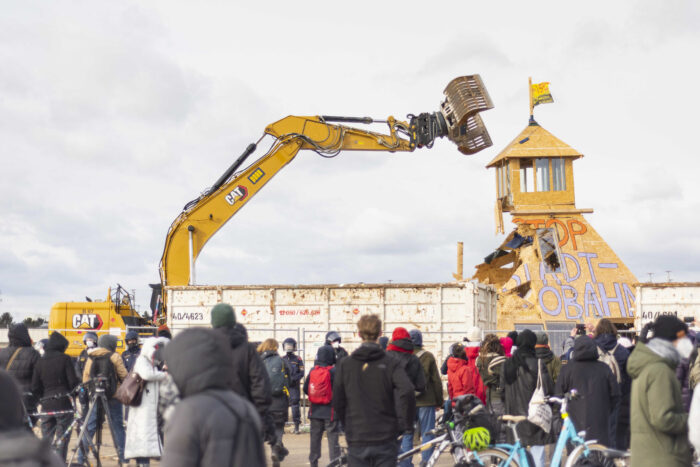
[31,332,80,462]
[535,331,562,383]
[500,336,513,358]
[378,336,389,350]
[387,327,426,467]
[507,330,519,352]
[78,332,128,464]
[408,329,443,465]
[209,303,276,452]
[628,315,692,467]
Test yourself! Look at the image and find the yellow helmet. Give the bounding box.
[463,426,491,451]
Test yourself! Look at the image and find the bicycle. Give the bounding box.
[326,395,494,467]
[477,390,630,467]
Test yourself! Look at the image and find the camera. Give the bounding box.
[575,324,586,336]
[683,317,694,324]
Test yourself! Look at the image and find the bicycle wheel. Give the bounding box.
[477,448,520,467]
[566,443,627,467]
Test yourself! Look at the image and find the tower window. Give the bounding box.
[552,158,566,191]
[536,158,550,191]
[520,160,533,192]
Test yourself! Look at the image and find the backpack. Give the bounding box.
[263,355,288,396]
[89,353,118,398]
[308,366,333,405]
[597,344,622,384]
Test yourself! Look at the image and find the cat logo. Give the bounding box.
[225,185,248,206]
[72,314,103,330]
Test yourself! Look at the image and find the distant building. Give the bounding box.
[473,112,637,335]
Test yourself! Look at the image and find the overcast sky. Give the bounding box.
[2,0,699,318]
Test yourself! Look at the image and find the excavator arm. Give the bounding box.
[159,75,494,290]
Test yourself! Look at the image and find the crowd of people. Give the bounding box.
[0,309,699,467]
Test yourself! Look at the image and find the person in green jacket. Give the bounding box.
[409,329,443,466]
[628,315,693,467]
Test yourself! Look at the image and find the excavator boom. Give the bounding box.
[159,75,494,297]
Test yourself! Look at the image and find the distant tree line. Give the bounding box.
[0,312,46,328]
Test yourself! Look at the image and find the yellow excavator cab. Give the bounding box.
[49,286,154,357]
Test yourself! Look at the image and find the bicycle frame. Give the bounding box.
[398,424,484,467]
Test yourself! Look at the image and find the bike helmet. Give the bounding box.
[462,426,490,451]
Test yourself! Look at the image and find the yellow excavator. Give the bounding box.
[53,75,494,332]
[152,75,494,321]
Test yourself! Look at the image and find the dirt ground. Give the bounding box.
[60,424,455,466]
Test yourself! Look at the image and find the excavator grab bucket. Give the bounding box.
[440,75,494,155]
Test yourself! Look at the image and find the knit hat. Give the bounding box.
[535,331,549,346]
[210,303,236,329]
[500,337,513,357]
[98,335,118,352]
[391,327,411,342]
[653,315,688,341]
[378,336,389,350]
[409,329,423,347]
[466,326,482,343]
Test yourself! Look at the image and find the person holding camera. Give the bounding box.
[78,334,128,465]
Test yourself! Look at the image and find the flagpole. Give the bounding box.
[529,76,534,120]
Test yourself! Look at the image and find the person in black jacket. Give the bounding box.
[0,323,40,421]
[325,331,349,362]
[31,331,79,461]
[209,304,275,446]
[121,330,140,373]
[502,329,554,467]
[161,328,265,467]
[387,326,426,467]
[304,345,340,467]
[556,335,620,447]
[593,318,631,449]
[282,337,304,434]
[0,369,64,467]
[333,314,415,467]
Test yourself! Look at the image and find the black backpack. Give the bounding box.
[263,355,288,397]
[89,353,118,398]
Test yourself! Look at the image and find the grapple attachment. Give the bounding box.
[440,75,494,155]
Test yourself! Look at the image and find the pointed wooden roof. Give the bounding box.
[486,120,583,168]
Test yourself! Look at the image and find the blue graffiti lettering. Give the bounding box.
[561,285,584,320]
[578,252,599,283]
[584,282,604,317]
[562,253,581,283]
[598,283,626,317]
[539,286,562,316]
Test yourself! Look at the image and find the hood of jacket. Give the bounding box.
[351,342,385,362]
[628,340,679,379]
[163,328,231,398]
[140,336,168,362]
[8,323,31,347]
[409,329,423,347]
[215,323,248,350]
[98,334,118,352]
[465,345,480,363]
[535,346,554,362]
[260,350,278,360]
[573,336,599,361]
[45,331,69,353]
[388,338,414,353]
[594,333,618,352]
[0,370,25,431]
[447,356,468,372]
[315,344,336,366]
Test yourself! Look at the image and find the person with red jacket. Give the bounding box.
[447,344,485,405]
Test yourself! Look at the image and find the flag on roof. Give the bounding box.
[531,82,554,106]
